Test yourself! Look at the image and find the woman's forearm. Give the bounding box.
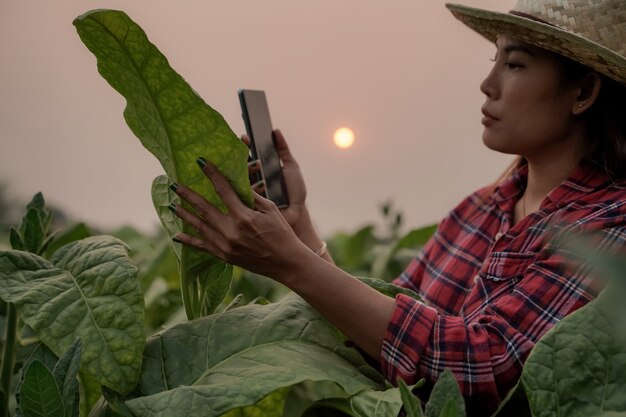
[276,248,395,359]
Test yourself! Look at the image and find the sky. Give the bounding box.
[0,0,513,238]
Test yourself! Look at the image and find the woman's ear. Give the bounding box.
[573,72,602,115]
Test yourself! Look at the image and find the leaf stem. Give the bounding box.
[0,303,18,417]
[180,255,196,320]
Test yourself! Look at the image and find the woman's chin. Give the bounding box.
[482,134,518,155]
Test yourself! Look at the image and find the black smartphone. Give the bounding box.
[238,89,289,208]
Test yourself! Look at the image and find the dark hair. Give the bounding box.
[559,56,626,180]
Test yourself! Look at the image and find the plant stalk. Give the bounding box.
[0,303,18,417]
[180,254,196,320]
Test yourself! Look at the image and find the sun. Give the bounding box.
[333,128,355,149]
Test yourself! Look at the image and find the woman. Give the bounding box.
[168,0,626,414]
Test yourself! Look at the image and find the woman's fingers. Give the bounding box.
[248,159,261,176]
[170,182,222,222]
[273,129,296,164]
[172,232,212,253]
[168,202,212,236]
[251,179,266,195]
[241,134,251,147]
[252,190,275,213]
[197,157,247,211]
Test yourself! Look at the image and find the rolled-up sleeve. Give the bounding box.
[381,294,438,382]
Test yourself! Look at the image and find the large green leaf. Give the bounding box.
[520,292,626,416]
[0,236,145,394]
[221,388,289,417]
[122,294,385,417]
[74,10,252,319]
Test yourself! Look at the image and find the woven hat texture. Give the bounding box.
[446,0,626,85]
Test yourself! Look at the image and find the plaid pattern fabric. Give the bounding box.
[381,163,626,415]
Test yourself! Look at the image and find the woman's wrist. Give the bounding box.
[313,241,327,256]
[291,207,320,248]
[292,208,334,263]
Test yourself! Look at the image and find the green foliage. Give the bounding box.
[519,278,626,416]
[1,193,57,417]
[9,193,54,256]
[398,379,424,417]
[348,386,409,417]
[123,294,386,417]
[2,194,626,417]
[44,223,91,259]
[73,10,252,320]
[17,340,82,417]
[0,237,145,394]
[328,201,437,281]
[18,361,64,417]
[424,370,465,417]
[221,388,289,417]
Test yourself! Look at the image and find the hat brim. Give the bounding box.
[446,3,626,86]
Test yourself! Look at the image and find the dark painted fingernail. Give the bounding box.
[168,203,177,212]
[172,236,182,243]
[247,160,258,168]
[169,182,178,192]
[252,180,265,189]
[196,157,207,168]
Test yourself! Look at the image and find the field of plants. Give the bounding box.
[1,9,625,417]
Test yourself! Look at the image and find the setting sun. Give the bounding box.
[333,127,355,149]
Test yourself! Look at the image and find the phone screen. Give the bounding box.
[238,89,289,208]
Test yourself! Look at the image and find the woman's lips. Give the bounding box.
[481,108,499,127]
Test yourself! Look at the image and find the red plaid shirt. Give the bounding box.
[382,163,626,415]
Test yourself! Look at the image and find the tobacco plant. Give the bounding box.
[0,194,144,417]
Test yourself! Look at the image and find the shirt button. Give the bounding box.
[495,232,504,241]
[473,274,480,284]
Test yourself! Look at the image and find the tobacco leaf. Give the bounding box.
[74,10,252,318]
[123,295,386,417]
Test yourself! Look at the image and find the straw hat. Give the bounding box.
[446,0,626,86]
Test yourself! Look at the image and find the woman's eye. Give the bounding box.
[505,62,524,70]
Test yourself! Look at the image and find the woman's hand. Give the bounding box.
[245,130,329,258]
[245,129,307,228]
[169,157,308,280]
[172,160,392,361]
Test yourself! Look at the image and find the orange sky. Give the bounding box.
[0,0,512,237]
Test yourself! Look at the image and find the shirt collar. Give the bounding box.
[492,164,526,210]
[545,162,613,209]
[492,162,613,212]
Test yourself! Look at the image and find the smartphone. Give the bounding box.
[238,89,289,208]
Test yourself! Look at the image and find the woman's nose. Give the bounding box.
[480,66,498,98]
